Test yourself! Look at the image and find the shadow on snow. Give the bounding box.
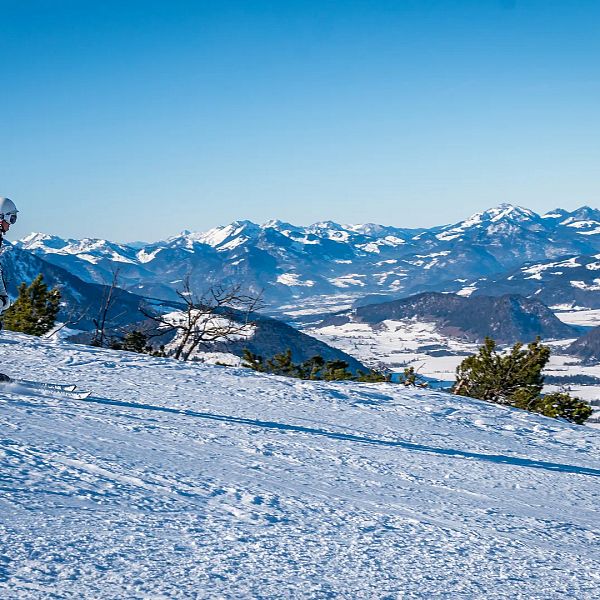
[18,393,600,478]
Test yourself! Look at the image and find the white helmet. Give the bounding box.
[0,197,18,224]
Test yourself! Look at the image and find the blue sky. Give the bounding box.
[1,0,599,241]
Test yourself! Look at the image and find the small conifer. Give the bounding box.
[453,337,549,405]
[3,275,61,336]
[242,348,265,372]
[453,337,591,424]
[122,330,149,354]
[514,391,593,425]
[266,349,296,377]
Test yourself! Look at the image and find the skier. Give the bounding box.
[0,197,88,396]
[0,197,19,383]
[0,197,18,310]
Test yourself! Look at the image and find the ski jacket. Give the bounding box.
[0,233,7,298]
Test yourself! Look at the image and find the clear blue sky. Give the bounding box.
[1,0,599,241]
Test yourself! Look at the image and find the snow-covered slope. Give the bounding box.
[1,332,599,598]
[306,317,600,421]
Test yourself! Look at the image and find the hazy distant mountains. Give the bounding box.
[12,203,600,311]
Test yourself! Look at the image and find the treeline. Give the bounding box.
[242,349,389,382]
[107,330,166,357]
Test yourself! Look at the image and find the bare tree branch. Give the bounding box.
[92,267,122,347]
[139,277,263,361]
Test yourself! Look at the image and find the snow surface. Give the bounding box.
[1,331,600,598]
[276,273,316,287]
[554,308,600,327]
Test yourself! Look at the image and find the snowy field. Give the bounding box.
[554,307,600,327]
[1,332,600,598]
[306,319,478,377]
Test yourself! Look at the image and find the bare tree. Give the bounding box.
[92,267,124,347]
[140,277,262,361]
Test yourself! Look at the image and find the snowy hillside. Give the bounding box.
[1,332,599,598]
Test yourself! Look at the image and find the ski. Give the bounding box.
[53,389,92,400]
[2,378,91,400]
[12,379,78,393]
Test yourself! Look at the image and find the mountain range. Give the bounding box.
[13,204,600,313]
[463,252,600,309]
[0,244,149,331]
[0,243,369,369]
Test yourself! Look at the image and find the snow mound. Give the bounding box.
[0,331,599,598]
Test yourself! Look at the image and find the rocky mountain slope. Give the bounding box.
[1,244,363,369]
[461,252,600,309]
[0,243,149,330]
[568,326,600,363]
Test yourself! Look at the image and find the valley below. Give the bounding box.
[305,306,600,425]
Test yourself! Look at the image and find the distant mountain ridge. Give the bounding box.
[0,243,149,330]
[568,327,600,363]
[464,252,600,309]
[15,204,600,310]
[320,292,580,344]
[0,242,367,369]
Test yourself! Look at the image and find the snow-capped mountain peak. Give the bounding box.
[167,220,262,251]
[17,233,136,262]
[436,203,545,241]
[487,203,536,220]
[18,232,68,251]
[262,219,297,231]
[542,208,570,220]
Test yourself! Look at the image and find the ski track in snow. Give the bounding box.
[1,332,599,598]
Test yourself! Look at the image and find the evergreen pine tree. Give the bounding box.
[323,359,353,381]
[266,349,296,376]
[355,369,389,382]
[300,355,325,380]
[242,348,265,372]
[122,330,149,353]
[514,391,593,424]
[452,336,591,424]
[453,337,549,405]
[3,275,61,336]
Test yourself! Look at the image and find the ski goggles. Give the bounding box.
[0,212,17,224]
